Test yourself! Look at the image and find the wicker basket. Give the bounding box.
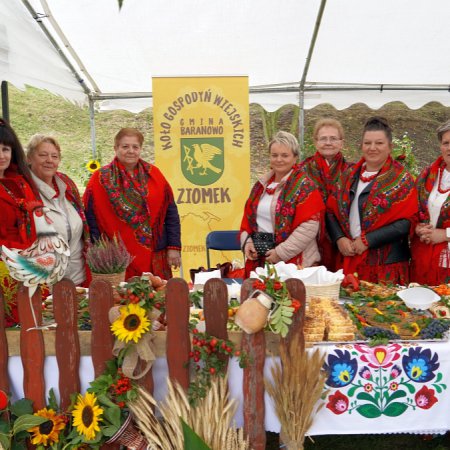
[305,281,341,301]
[90,271,125,303]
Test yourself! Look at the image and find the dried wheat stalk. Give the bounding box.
[129,375,251,450]
[265,334,326,450]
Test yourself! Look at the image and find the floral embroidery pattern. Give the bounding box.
[324,344,446,418]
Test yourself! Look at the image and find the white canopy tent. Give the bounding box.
[1,0,449,141]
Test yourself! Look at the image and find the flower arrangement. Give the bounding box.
[109,275,166,380]
[65,359,139,448]
[0,390,50,449]
[86,234,133,274]
[0,362,142,449]
[188,329,249,405]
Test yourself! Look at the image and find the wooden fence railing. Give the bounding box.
[0,276,306,450]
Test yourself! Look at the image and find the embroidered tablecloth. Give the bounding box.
[8,340,450,435]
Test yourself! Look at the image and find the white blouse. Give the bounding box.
[428,169,450,228]
[256,182,278,233]
[32,173,86,285]
[349,171,377,239]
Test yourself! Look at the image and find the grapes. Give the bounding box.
[79,321,92,331]
[420,319,450,339]
[362,326,400,340]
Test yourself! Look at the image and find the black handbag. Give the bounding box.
[251,232,275,257]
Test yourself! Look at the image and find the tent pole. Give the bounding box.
[89,97,97,160]
[1,81,9,122]
[21,0,91,96]
[298,0,327,146]
[299,90,305,151]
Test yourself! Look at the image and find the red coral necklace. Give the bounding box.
[265,176,279,195]
[438,167,450,194]
[359,165,379,183]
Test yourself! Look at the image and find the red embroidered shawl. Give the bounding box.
[0,165,37,249]
[240,166,325,248]
[83,158,174,276]
[298,151,352,201]
[411,156,450,284]
[327,156,418,274]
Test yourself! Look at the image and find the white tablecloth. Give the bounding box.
[9,339,450,435]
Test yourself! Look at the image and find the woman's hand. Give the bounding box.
[337,237,356,257]
[265,248,281,264]
[167,249,181,269]
[243,240,258,260]
[420,226,447,245]
[415,222,430,237]
[353,236,368,255]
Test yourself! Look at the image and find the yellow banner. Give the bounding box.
[153,76,250,279]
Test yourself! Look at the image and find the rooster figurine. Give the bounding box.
[1,202,70,329]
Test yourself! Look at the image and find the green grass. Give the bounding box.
[6,84,450,190]
[7,85,153,187]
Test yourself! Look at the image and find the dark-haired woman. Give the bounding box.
[411,120,450,285]
[326,117,418,284]
[298,118,352,270]
[84,127,181,280]
[0,119,39,326]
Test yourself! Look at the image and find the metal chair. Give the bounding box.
[206,230,241,269]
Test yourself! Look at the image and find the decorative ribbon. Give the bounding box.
[109,306,156,380]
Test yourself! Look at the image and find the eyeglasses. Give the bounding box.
[317,136,341,143]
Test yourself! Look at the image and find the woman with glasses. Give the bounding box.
[240,131,325,277]
[326,117,418,284]
[298,118,352,269]
[411,120,450,284]
[0,119,40,326]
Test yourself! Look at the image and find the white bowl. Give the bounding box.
[397,286,440,310]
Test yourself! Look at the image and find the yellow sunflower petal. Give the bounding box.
[28,408,66,446]
[86,159,101,173]
[110,303,151,343]
[72,392,103,441]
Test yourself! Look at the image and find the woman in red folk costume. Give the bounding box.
[240,131,325,278]
[298,118,352,270]
[83,128,181,280]
[327,117,418,284]
[0,118,39,326]
[411,120,450,284]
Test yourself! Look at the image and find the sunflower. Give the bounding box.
[86,159,101,173]
[28,408,66,446]
[72,392,103,441]
[111,303,151,343]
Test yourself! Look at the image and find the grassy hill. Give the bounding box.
[5,85,450,187]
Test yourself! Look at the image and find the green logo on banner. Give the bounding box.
[181,138,224,186]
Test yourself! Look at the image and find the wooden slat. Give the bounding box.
[204,279,229,339]
[0,287,9,393]
[53,279,81,410]
[89,279,115,378]
[165,278,190,390]
[284,278,306,348]
[17,285,46,410]
[241,278,266,450]
[204,278,230,370]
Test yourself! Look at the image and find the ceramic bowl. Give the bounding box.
[396,286,440,310]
